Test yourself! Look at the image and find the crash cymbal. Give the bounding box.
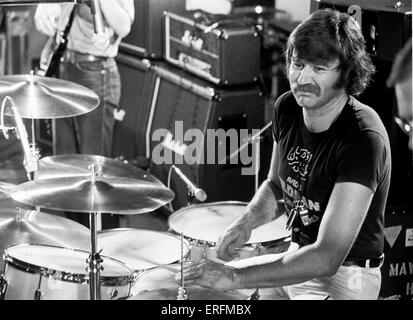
[0,194,90,270]
[11,175,175,214]
[0,74,99,119]
[37,154,160,183]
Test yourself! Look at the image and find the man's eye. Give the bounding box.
[314,66,327,73]
[293,62,303,69]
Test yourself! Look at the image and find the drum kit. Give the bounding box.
[0,74,291,300]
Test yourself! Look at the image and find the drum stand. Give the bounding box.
[88,212,103,300]
[86,165,104,300]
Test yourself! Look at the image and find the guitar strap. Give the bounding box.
[61,6,76,46]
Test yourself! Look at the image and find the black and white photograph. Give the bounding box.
[0,0,411,309]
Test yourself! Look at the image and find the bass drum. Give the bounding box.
[1,244,135,300]
[168,201,291,261]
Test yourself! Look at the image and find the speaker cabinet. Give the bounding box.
[119,0,186,59]
[380,206,413,300]
[135,62,266,210]
[112,54,157,160]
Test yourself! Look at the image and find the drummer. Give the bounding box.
[180,9,391,300]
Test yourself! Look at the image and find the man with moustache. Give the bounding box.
[181,9,391,300]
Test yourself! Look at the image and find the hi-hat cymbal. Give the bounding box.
[0,194,90,270]
[37,154,159,183]
[0,74,99,119]
[11,175,175,214]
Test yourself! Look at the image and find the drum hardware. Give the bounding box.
[0,273,7,300]
[9,165,175,300]
[222,121,272,192]
[177,233,188,300]
[1,96,39,180]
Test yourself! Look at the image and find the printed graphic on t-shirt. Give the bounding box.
[281,146,321,227]
[287,146,312,179]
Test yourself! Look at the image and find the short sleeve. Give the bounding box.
[336,131,389,192]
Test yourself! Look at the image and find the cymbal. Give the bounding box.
[0,74,99,119]
[37,154,160,183]
[0,195,90,270]
[11,175,175,214]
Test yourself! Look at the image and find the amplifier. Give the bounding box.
[312,0,412,62]
[119,0,186,59]
[135,62,266,210]
[112,54,156,160]
[164,10,261,86]
[379,206,413,300]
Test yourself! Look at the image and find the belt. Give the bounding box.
[342,254,384,268]
[65,50,109,63]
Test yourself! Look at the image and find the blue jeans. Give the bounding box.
[53,54,121,157]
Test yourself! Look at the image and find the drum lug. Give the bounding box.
[256,244,266,255]
[108,288,119,300]
[0,274,8,300]
[34,289,43,300]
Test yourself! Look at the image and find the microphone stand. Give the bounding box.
[222,122,272,192]
[0,96,39,181]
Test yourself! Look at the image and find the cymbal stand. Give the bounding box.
[177,233,188,300]
[221,122,272,192]
[86,165,103,300]
[88,212,103,300]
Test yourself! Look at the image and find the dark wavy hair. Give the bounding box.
[285,9,375,96]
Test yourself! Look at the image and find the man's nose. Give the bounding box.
[297,65,314,85]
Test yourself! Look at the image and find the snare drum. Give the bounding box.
[168,201,291,261]
[130,264,250,300]
[1,244,135,300]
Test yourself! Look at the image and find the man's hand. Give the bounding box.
[216,223,252,261]
[178,260,238,290]
[34,4,62,37]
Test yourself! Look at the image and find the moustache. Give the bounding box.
[293,85,320,96]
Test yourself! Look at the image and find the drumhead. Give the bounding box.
[4,244,132,280]
[98,229,190,271]
[131,264,247,300]
[130,288,244,300]
[168,201,290,244]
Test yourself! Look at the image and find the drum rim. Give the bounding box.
[133,264,252,300]
[168,201,290,246]
[3,244,136,286]
[97,228,192,269]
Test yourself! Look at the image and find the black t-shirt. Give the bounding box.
[271,91,391,259]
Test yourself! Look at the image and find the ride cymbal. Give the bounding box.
[0,74,99,119]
